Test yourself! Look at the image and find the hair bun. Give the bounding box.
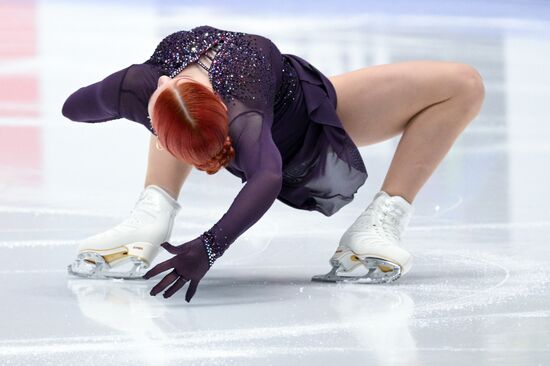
[196,135,235,175]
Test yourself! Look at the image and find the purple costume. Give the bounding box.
[62,25,367,293]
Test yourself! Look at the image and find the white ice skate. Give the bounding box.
[67,185,181,279]
[312,191,414,284]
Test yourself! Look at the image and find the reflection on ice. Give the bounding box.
[68,279,169,365]
[329,289,418,365]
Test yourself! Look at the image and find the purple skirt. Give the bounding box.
[274,54,368,217]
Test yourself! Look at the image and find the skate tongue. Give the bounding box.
[386,195,414,219]
[377,191,412,207]
[145,185,181,210]
[374,191,389,201]
[378,191,414,216]
[392,195,412,208]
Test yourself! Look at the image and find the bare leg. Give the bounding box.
[379,90,483,203]
[329,61,485,203]
[314,61,485,282]
[143,134,193,200]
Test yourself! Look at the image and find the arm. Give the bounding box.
[201,110,283,264]
[143,110,283,301]
[61,63,161,134]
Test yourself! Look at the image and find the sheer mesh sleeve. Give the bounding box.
[61,63,161,134]
[199,108,283,266]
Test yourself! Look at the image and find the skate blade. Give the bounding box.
[311,257,402,284]
[67,252,146,280]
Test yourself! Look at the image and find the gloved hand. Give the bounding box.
[142,237,210,302]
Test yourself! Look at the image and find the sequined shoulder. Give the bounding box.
[145,25,278,113]
[145,25,238,77]
[210,34,277,111]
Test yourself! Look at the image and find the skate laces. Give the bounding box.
[362,198,410,243]
[374,202,406,242]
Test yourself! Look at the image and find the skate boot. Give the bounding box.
[67,185,181,279]
[312,190,414,284]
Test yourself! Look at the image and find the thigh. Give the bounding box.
[328,60,463,147]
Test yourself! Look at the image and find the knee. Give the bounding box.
[452,63,486,110]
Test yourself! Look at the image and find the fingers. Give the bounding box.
[185,279,200,303]
[142,258,173,279]
[163,276,188,298]
[160,242,182,254]
[150,269,179,296]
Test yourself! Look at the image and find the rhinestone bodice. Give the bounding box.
[144,25,282,113]
[274,56,299,112]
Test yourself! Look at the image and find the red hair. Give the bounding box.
[151,80,235,175]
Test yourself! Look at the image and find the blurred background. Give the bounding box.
[1,1,549,365]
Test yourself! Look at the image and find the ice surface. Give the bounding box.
[1,1,550,365]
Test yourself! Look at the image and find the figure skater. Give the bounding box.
[62,25,484,302]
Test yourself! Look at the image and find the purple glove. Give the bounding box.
[142,237,210,302]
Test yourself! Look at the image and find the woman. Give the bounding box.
[62,25,485,302]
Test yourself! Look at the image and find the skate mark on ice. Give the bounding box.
[430,194,463,218]
[410,250,511,314]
